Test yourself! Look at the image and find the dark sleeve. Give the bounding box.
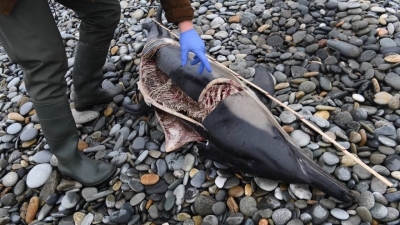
[160,0,194,24]
[0,0,17,16]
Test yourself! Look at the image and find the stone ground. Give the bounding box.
[1,0,400,224]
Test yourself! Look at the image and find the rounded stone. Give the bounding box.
[322,152,340,165]
[311,204,329,224]
[280,111,296,124]
[31,150,53,164]
[298,81,316,94]
[202,215,218,225]
[212,202,226,215]
[289,184,312,200]
[334,165,351,181]
[20,102,33,116]
[26,164,53,188]
[374,92,393,105]
[353,164,372,179]
[352,94,365,102]
[272,208,291,225]
[182,154,195,172]
[194,194,216,216]
[370,203,388,219]
[130,193,146,206]
[239,196,257,217]
[61,192,80,209]
[141,174,159,185]
[1,193,17,206]
[2,172,18,187]
[356,206,372,222]
[380,38,397,47]
[226,213,244,225]
[190,170,206,188]
[290,130,310,147]
[254,177,279,191]
[229,186,244,198]
[20,128,38,142]
[330,208,349,220]
[6,123,22,135]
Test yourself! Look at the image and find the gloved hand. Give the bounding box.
[180,29,212,74]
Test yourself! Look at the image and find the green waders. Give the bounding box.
[0,0,122,186]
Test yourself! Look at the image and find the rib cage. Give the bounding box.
[140,58,243,122]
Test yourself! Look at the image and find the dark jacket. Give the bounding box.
[0,0,17,16]
[160,0,193,23]
[0,0,193,23]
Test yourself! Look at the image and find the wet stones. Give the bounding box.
[267,35,284,47]
[327,40,361,58]
[239,196,257,217]
[61,192,80,209]
[140,174,159,185]
[20,127,38,142]
[0,1,400,225]
[194,194,216,216]
[290,130,310,147]
[2,172,18,187]
[26,163,52,188]
[26,197,39,224]
[6,123,22,135]
[311,204,329,224]
[384,72,400,90]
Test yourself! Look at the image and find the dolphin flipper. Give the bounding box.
[250,66,275,109]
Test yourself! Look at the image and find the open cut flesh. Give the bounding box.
[139,57,244,152]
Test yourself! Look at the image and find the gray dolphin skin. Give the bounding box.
[134,9,355,203]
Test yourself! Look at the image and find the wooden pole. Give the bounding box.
[150,18,394,187]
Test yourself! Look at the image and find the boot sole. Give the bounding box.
[59,166,117,187]
[75,105,95,112]
[74,100,113,112]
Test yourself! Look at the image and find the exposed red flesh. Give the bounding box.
[140,58,244,151]
[156,109,205,152]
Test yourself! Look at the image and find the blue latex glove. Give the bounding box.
[180,29,212,74]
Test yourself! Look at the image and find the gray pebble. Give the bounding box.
[212,202,226,215]
[6,123,22,135]
[239,196,258,217]
[272,208,291,225]
[190,170,206,188]
[20,127,38,141]
[2,172,18,187]
[370,203,388,219]
[330,208,349,220]
[61,192,79,209]
[26,163,53,188]
[32,150,53,163]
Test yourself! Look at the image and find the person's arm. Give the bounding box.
[178,20,193,32]
[160,0,193,23]
[0,0,18,16]
[159,0,212,74]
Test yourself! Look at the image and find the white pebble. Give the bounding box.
[290,184,312,200]
[274,187,283,200]
[352,93,365,102]
[2,172,18,187]
[215,176,227,188]
[26,163,52,188]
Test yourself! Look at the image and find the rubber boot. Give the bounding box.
[72,42,123,111]
[34,97,116,186]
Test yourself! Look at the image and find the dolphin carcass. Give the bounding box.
[134,16,355,203]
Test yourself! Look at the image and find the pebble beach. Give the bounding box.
[1,0,400,224]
